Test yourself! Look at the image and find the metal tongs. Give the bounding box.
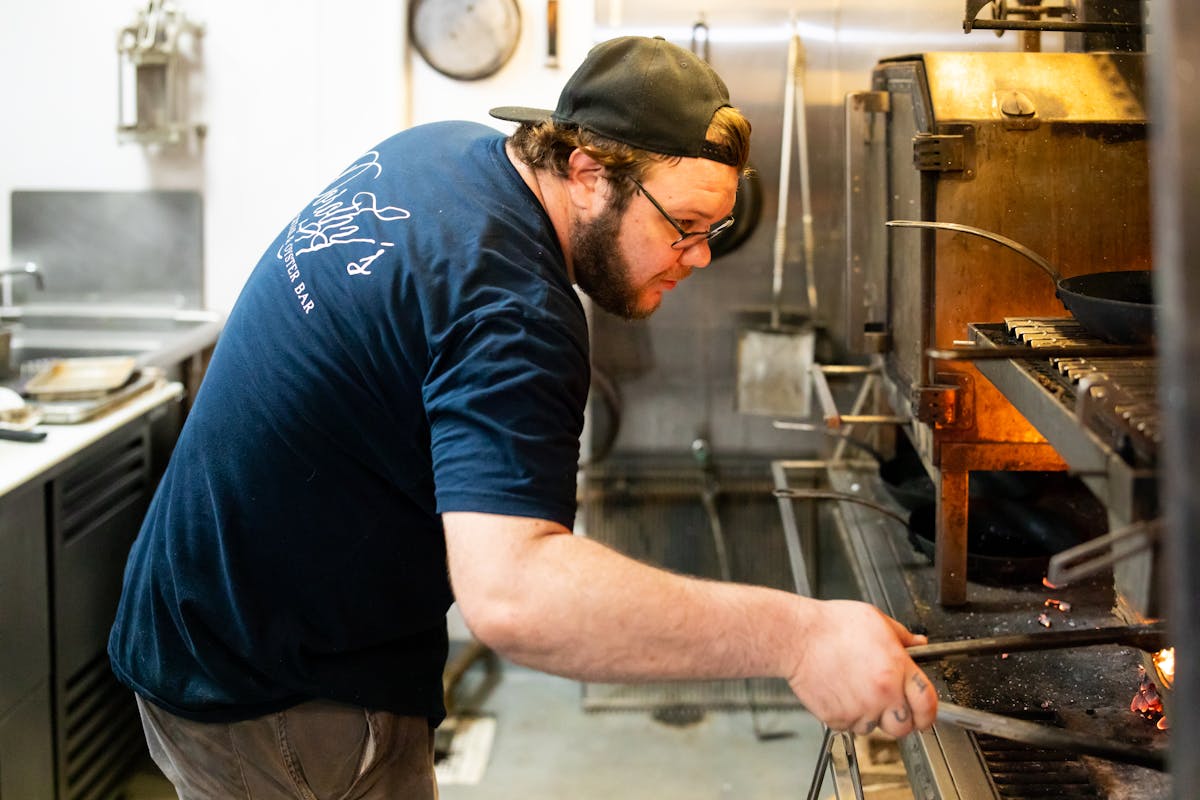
[805,726,865,800]
[906,622,1168,662]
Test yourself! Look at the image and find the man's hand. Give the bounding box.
[784,599,936,737]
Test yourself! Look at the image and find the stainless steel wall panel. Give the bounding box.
[590,3,1012,460]
[10,190,203,308]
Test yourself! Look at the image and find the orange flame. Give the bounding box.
[1153,648,1175,689]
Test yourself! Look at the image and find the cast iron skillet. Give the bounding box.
[886,220,1157,345]
[907,498,1076,586]
[777,430,1108,586]
[905,471,1108,586]
[692,20,762,261]
[875,448,1106,585]
[711,169,762,260]
[775,484,1100,587]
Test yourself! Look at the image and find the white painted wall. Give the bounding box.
[0,0,595,314]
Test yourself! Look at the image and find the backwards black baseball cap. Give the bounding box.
[490,36,737,166]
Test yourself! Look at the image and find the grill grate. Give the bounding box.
[1001,317,1159,466]
[973,710,1101,799]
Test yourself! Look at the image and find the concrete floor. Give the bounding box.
[438,662,825,800]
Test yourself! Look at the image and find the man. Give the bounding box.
[110,36,936,799]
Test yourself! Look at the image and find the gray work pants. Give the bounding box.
[137,695,438,799]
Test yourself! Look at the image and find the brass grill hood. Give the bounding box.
[845,51,1151,605]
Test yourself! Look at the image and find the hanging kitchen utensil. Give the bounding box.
[711,170,762,260]
[735,22,816,418]
[689,19,761,260]
[544,0,558,68]
[409,0,521,81]
[886,220,1157,344]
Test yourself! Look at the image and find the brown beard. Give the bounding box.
[571,202,655,321]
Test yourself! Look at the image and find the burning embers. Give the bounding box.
[1131,651,1174,731]
[1035,597,1073,628]
[1131,666,1166,729]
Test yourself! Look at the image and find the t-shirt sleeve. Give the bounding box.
[424,307,588,529]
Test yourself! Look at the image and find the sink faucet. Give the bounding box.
[0,262,44,307]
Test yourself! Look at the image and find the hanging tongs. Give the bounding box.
[1046,519,1163,586]
[774,17,817,322]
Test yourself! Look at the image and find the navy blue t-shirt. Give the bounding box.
[108,122,589,724]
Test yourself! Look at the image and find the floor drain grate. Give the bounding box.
[652,705,708,728]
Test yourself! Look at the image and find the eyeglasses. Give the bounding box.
[627,177,735,250]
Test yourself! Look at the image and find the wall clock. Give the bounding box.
[409,0,522,81]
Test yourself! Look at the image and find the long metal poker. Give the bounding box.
[936,702,1167,771]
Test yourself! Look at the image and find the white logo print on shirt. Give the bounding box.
[276,150,412,315]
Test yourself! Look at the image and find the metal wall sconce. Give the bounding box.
[117,0,205,146]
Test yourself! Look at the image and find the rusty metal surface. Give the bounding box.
[859,52,1151,417]
[851,53,1152,610]
[933,441,1067,606]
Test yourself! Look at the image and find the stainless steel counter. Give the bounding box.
[0,380,182,496]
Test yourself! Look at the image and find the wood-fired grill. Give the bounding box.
[810,315,1170,799]
[966,319,1161,622]
[845,50,1152,608]
[827,41,1175,798]
[971,319,1158,471]
[816,455,1172,798]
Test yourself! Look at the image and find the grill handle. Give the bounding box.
[886,219,1062,283]
[1046,519,1162,585]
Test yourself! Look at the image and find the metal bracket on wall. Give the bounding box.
[914,372,974,429]
[913,124,976,178]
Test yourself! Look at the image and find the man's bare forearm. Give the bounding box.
[443,511,935,735]
[449,516,808,682]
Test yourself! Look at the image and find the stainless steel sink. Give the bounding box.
[3,303,222,333]
[1,303,223,383]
